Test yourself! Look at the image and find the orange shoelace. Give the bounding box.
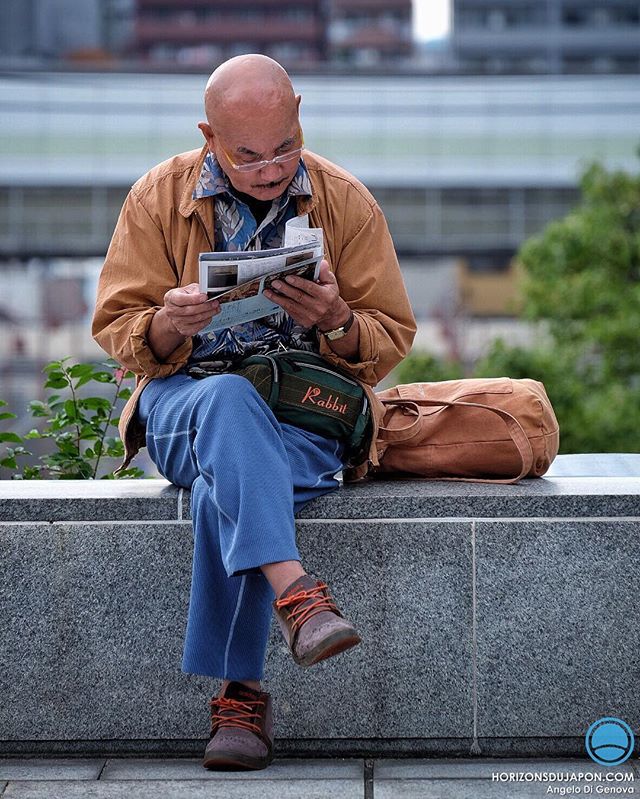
[209,695,265,736]
[274,582,339,634]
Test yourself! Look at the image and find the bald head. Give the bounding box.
[198,55,304,202]
[204,54,297,133]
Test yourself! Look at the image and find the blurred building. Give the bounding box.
[0,0,134,62]
[4,72,639,262]
[132,0,327,67]
[326,0,413,66]
[131,0,412,68]
[451,0,640,73]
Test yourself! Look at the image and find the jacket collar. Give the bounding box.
[179,145,209,218]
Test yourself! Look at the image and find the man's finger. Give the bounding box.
[316,260,337,286]
[167,288,209,307]
[269,278,316,304]
[277,274,323,299]
[169,301,219,320]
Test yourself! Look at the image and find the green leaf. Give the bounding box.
[45,377,69,390]
[0,456,18,469]
[92,370,115,383]
[115,467,145,479]
[0,432,22,444]
[81,397,112,411]
[24,429,41,439]
[117,388,132,401]
[69,364,94,379]
[74,374,94,389]
[28,400,49,417]
[0,411,17,421]
[0,399,8,407]
[43,361,64,374]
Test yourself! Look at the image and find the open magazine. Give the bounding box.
[198,216,324,332]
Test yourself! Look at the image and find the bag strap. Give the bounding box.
[377,397,534,484]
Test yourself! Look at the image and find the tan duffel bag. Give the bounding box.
[371,377,560,484]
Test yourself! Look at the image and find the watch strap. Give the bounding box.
[319,310,355,341]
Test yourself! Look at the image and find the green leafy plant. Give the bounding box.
[0,358,144,480]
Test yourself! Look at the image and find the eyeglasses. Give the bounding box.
[219,131,305,173]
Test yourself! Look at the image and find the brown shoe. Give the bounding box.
[203,681,273,771]
[273,574,362,668]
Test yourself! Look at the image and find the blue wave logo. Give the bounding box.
[585,717,635,766]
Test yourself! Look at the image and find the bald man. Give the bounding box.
[93,55,416,771]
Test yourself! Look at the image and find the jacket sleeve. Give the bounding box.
[91,188,193,377]
[318,194,417,386]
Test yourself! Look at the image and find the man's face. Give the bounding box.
[206,111,303,202]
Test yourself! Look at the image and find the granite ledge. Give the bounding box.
[0,480,181,522]
[1,455,638,523]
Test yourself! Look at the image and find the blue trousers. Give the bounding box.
[137,372,345,681]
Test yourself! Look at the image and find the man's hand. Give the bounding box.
[162,283,220,336]
[148,283,220,361]
[263,260,351,331]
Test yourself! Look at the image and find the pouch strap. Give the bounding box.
[377,397,534,484]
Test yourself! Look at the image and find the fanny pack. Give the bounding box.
[185,349,372,465]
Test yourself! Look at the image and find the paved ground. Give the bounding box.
[0,757,638,798]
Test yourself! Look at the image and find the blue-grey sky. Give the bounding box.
[413,0,451,41]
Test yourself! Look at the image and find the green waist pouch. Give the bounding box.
[232,349,372,465]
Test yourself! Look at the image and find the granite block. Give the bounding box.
[100,757,363,780]
[475,520,640,737]
[2,780,363,799]
[369,520,473,738]
[0,759,105,781]
[0,521,211,740]
[0,480,179,522]
[263,520,473,739]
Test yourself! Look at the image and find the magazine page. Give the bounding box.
[197,217,324,332]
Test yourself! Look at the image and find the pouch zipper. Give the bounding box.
[297,361,361,388]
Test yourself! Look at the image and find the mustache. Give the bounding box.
[253,177,286,189]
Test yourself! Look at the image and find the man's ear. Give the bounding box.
[198,121,215,150]
[295,94,301,112]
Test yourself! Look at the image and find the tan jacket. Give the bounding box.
[92,145,417,478]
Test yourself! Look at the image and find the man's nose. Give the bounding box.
[259,160,283,182]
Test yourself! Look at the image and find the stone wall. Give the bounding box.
[1,456,639,757]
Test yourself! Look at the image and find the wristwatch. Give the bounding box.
[318,310,355,341]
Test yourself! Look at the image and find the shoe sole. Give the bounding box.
[203,751,273,771]
[293,628,362,668]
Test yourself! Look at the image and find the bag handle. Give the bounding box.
[377,397,534,484]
